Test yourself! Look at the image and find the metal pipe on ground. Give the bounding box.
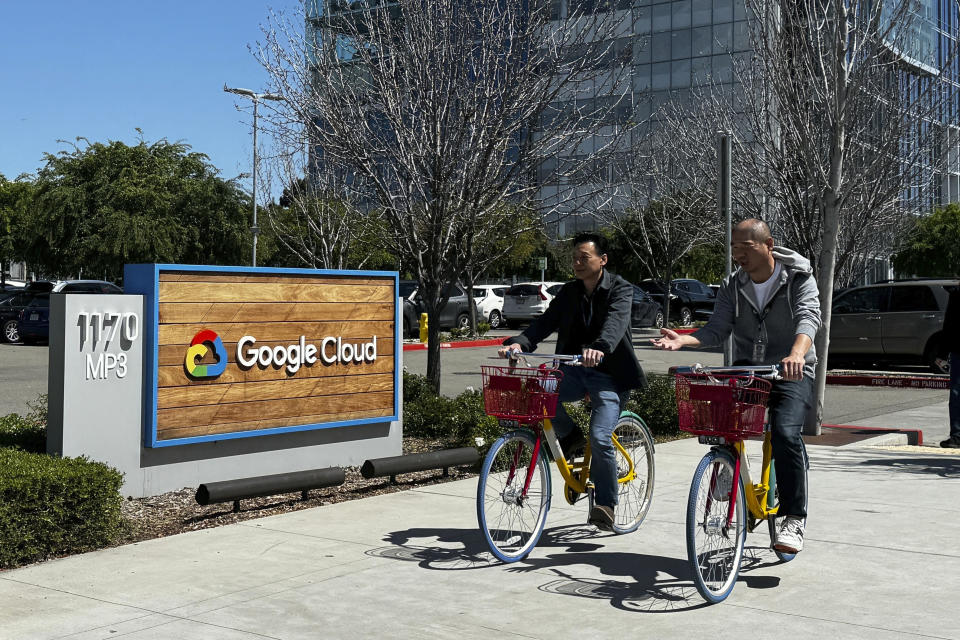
[360,448,479,483]
[196,467,345,511]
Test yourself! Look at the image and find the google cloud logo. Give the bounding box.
[184,330,228,379]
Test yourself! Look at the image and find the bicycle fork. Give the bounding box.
[504,431,544,506]
[703,446,741,533]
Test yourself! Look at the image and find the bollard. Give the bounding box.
[195,467,345,507]
[419,312,429,343]
[360,447,479,483]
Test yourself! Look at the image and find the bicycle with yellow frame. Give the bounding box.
[476,352,655,563]
[674,364,797,603]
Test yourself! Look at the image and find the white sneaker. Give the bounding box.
[774,516,805,553]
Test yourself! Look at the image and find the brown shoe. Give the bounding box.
[589,504,615,531]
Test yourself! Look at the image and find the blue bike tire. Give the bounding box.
[685,448,746,604]
[476,430,552,563]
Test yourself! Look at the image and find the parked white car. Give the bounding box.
[472,285,508,328]
[501,281,565,328]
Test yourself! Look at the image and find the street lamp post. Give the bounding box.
[223,85,284,267]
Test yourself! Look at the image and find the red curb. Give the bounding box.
[826,373,949,390]
[673,328,698,334]
[820,423,923,446]
[402,338,503,351]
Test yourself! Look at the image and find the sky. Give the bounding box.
[0,1,300,193]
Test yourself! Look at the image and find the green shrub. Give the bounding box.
[0,414,46,453]
[0,394,48,453]
[403,369,436,404]
[404,388,498,445]
[0,449,124,568]
[625,374,681,439]
[476,322,490,336]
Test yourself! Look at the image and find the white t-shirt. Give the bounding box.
[750,262,782,310]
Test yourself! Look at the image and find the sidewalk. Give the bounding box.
[2,408,959,639]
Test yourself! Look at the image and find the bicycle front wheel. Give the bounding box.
[610,413,655,534]
[686,448,746,604]
[476,430,552,563]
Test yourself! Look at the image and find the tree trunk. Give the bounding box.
[464,268,478,336]
[426,307,443,393]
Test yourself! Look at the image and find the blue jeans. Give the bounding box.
[551,366,630,508]
[950,353,960,441]
[768,376,813,519]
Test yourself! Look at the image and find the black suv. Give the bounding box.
[830,279,958,373]
[637,278,716,326]
[399,280,472,338]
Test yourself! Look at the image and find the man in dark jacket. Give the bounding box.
[941,286,960,448]
[499,232,647,531]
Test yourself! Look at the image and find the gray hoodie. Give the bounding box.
[691,247,822,378]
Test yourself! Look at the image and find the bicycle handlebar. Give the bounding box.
[672,363,782,380]
[492,352,586,366]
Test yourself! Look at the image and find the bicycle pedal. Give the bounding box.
[564,485,582,505]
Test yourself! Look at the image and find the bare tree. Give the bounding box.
[623,0,955,432]
[738,0,957,433]
[266,145,386,270]
[604,111,725,323]
[256,0,632,390]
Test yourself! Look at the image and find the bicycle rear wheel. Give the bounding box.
[766,461,797,563]
[686,448,746,604]
[609,413,655,534]
[476,430,552,563]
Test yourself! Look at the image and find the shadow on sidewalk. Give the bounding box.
[857,456,960,478]
[812,451,960,478]
[369,524,791,612]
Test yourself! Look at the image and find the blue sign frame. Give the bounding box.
[124,264,401,448]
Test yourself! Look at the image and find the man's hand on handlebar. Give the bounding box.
[779,352,805,381]
[651,328,684,351]
[498,344,522,359]
[581,348,604,368]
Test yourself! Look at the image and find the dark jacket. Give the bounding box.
[502,270,647,391]
[945,287,960,355]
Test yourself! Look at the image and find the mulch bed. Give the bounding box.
[115,438,477,547]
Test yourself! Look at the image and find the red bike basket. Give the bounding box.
[675,373,771,439]
[480,365,562,424]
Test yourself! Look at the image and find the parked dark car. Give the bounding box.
[631,285,663,328]
[17,294,50,345]
[4,280,123,344]
[671,278,716,322]
[0,291,38,342]
[829,278,958,373]
[1,282,25,297]
[637,279,713,326]
[399,280,473,338]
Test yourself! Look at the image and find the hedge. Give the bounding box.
[0,449,125,568]
[0,413,47,453]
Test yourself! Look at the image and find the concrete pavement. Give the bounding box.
[2,404,959,639]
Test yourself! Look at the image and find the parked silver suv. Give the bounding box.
[830,279,958,373]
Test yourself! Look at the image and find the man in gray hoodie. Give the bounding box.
[652,218,821,553]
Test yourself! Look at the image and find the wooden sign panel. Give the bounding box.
[124,265,399,447]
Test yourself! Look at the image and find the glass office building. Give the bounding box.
[306,1,960,243]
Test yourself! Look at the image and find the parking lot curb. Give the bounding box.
[402,338,503,351]
[821,422,923,446]
[826,371,949,390]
